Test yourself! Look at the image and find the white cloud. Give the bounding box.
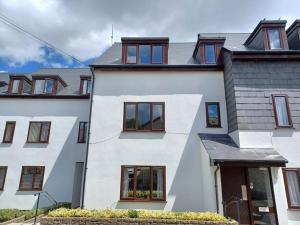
[0,0,299,66]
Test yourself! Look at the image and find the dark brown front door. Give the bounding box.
[221,167,251,225]
[221,167,278,225]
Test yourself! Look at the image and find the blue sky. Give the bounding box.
[1,0,300,73]
[0,46,94,73]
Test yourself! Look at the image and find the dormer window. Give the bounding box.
[8,76,31,95]
[32,76,67,95]
[80,77,91,95]
[122,37,168,64]
[267,29,282,49]
[244,20,288,50]
[34,79,54,94]
[193,37,225,65]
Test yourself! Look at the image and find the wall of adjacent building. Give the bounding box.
[0,98,89,210]
[223,56,300,225]
[84,71,227,211]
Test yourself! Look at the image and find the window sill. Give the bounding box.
[26,142,49,144]
[119,200,167,203]
[275,126,294,129]
[287,207,300,211]
[122,130,166,133]
[17,189,43,192]
[206,126,222,128]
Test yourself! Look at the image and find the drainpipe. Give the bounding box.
[214,164,220,213]
[80,66,95,209]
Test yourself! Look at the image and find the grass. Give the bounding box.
[48,208,228,222]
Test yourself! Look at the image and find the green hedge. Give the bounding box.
[48,208,228,222]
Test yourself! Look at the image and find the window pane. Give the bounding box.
[127,46,137,63]
[153,104,163,129]
[33,168,44,189]
[275,97,290,126]
[3,122,15,142]
[11,80,20,93]
[28,122,42,142]
[20,167,34,190]
[152,46,163,63]
[23,81,31,94]
[207,103,220,126]
[152,167,164,199]
[136,167,150,199]
[122,167,134,198]
[45,80,54,94]
[138,103,151,130]
[125,104,136,129]
[139,45,151,64]
[40,122,50,142]
[82,79,91,95]
[205,45,216,64]
[78,122,87,143]
[0,168,7,189]
[86,80,91,94]
[287,171,300,206]
[34,80,45,94]
[268,29,282,49]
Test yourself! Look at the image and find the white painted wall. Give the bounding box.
[231,129,300,225]
[0,99,89,209]
[84,71,227,211]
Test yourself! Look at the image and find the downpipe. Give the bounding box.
[214,164,220,213]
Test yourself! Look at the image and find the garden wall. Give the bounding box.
[41,217,238,225]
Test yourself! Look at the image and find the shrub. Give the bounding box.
[128,209,138,218]
[48,208,228,222]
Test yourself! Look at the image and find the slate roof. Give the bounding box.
[199,133,287,166]
[91,33,251,66]
[0,68,91,96]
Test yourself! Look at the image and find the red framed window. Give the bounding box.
[282,168,300,209]
[2,121,16,143]
[33,78,55,95]
[80,77,91,95]
[0,167,7,191]
[125,45,165,64]
[78,122,88,143]
[27,122,51,143]
[8,77,31,95]
[195,43,223,64]
[123,102,165,131]
[19,166,45,191]
[205,102,221,128]
[120,166,166,201]
[272,95,293,128]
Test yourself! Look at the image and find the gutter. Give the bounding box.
[80,66,95,209]
[214,164,220,213]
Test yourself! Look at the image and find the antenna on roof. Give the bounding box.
[111,24,114,45]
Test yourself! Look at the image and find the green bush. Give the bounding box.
[48,208,228,222]
[128,209,138,218]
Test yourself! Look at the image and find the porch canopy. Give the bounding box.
[199,133,287,167]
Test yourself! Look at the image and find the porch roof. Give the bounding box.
[199,133,287,167]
